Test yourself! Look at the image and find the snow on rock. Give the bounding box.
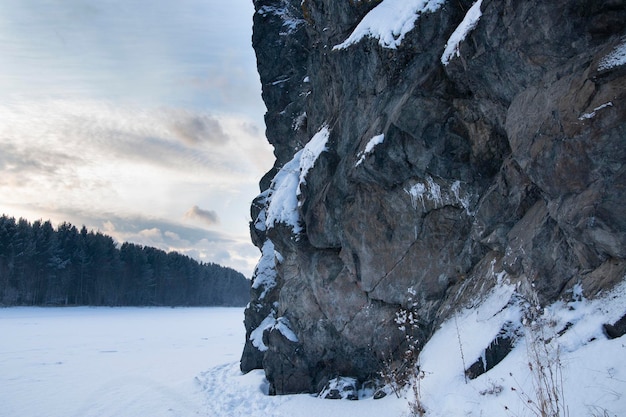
[404,176,474,214]
[355,133,384,167]
[265,151,304,234]
[257,1,304,34]
[298,125,330,191]
[441,0,483,66]
[419,280,518,383]
[318,377,358,400]
[415,281,519,415]
[265,125,330,235]
[404,176,443,209]
[253,190,270,233]
[451,180,472,215]
[249,312,299,353]
[274,317,299,343]
[250,311,277,352]
[251,239,279,300]
[271,76,291,86]
[405,182,428,210]
[333,0,445,50]
[578,101,614,120]
[292,112,307,131]
[598,40,626,71]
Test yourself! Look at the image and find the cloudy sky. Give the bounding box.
[0,0,274,277]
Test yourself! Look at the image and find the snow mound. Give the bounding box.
[333,0,445,50]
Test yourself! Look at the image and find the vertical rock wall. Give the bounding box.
[241,0,626,395]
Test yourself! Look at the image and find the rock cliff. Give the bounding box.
[241,0,626,395]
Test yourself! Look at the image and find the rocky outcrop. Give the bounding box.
[241,0,626,395]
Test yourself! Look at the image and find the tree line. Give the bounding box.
[0,215,250,306]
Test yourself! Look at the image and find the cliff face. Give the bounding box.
[241,0,626,395]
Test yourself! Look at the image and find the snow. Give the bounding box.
[451,180,472,215]
[2,278,625,417]
[257,2,304,34]
[293,112,307,130]
[405,176,474,215]
[413,278,626,417]
[264,125,330,235]
[275,317,299,343]
[318,376,358,399]
[253,192,269,232]
[355,133,385,166]
[271,76,291,85]
[298,125,330,191]
[0,307,245,417]
[578,101,614,120]
[251,239,279,300]
[405,176,442,209]
[441,0,483,65]
[249,313,299,352]
[265,151,304,234]
[195,363,407,417]
[406,182,428,210]
[598,40,626,71]
[250,311,277,352]
[333,0,445,50]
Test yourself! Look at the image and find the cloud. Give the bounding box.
[240,121,262,137]
[98,214,229,244]
[169,112,229,146]
[0,142,84,186]
[139,227,163,239]
[184,205,220,226]
[0,100,271,184]
[164,231,181,241]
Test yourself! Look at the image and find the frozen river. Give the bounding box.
[0,307,404,417]
[0,307,245,417]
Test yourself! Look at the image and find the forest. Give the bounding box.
[0,215,250,306]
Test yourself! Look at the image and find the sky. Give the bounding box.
[0,0,275,277]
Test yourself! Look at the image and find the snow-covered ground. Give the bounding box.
[1,287,625,417]
[0,307,404,417]
[0,307,246,417]
[413,280,626,417]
